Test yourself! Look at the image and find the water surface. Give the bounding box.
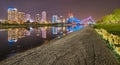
[0,25,84,61]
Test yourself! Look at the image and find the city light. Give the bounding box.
[5,7,96,25]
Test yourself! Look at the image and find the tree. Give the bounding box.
[114,9,120,15]
[99,8,120,24]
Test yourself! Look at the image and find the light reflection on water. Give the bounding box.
[0,25,84,61]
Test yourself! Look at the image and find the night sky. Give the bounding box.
[0,0,120,20]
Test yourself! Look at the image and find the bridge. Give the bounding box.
[67,16,96,25]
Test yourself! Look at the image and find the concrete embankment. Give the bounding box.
[0,27,120,65]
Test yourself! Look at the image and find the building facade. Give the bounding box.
[26,14,31,22]
[8,8,18,24]
[35,14,40,23]
[18,12,26,24]
[52,15,58,23]
[41,11,47,23]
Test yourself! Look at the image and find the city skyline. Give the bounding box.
[0,0,120,20]
[7,7,66,24]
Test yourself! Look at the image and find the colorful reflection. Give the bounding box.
[0,25,85,61]
[52,27,58,34]
[35,28,41,36]
[41,27,47,38]
[67,25,84,33]
[8,28,18,43]
[7,27,48,43]
[8,28,30,43]
[8,26,84,43]
[51,25,84,38]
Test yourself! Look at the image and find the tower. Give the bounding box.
[41,11,46,23]
[52,15,58,23]
[35,14,40,23]
[8,7,18,24]
[18,12,25,24]
[26,14,31,22]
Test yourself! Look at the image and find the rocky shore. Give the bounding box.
[0,27,119,65]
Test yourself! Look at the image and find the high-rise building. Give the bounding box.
[58,16,64,23]
[52,15,58,23]
[41,11,46,23]
[18,12,25,24]
[26,14,31,22]
[63,18,66,24]
[35,14,40,23]
[8,7,18,24]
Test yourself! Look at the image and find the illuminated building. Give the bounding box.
[58,16,63,23]
[63,18,66,24]
[8,28,18,42]
[52,15,65,23]
[52,15,58,23]
[35,14,40,23]
[58,16,66,23]
[41,11,47,23]
[18,12,26,24]
[26,14,31,22]
[8,7,18,24]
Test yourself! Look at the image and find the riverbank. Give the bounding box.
[0,27,119,65]
[94,24,120,36]
[0,23,65,29]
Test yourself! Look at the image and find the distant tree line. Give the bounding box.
[97,9,120,24]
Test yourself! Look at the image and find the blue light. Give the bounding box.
[29,27,33,32]
[67,17,81,24]
[52,15,58,23]
[67,25,84,33]
[8,40,17,45]
[52,27,58,34]
[8,39,17,43]
[8,6,14,8]
[8,7,17,11]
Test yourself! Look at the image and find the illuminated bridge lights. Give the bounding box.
[67,16,96,25]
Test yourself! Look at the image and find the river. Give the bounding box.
[0,25,84,61]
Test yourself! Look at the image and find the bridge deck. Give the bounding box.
[0,27,120,65]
